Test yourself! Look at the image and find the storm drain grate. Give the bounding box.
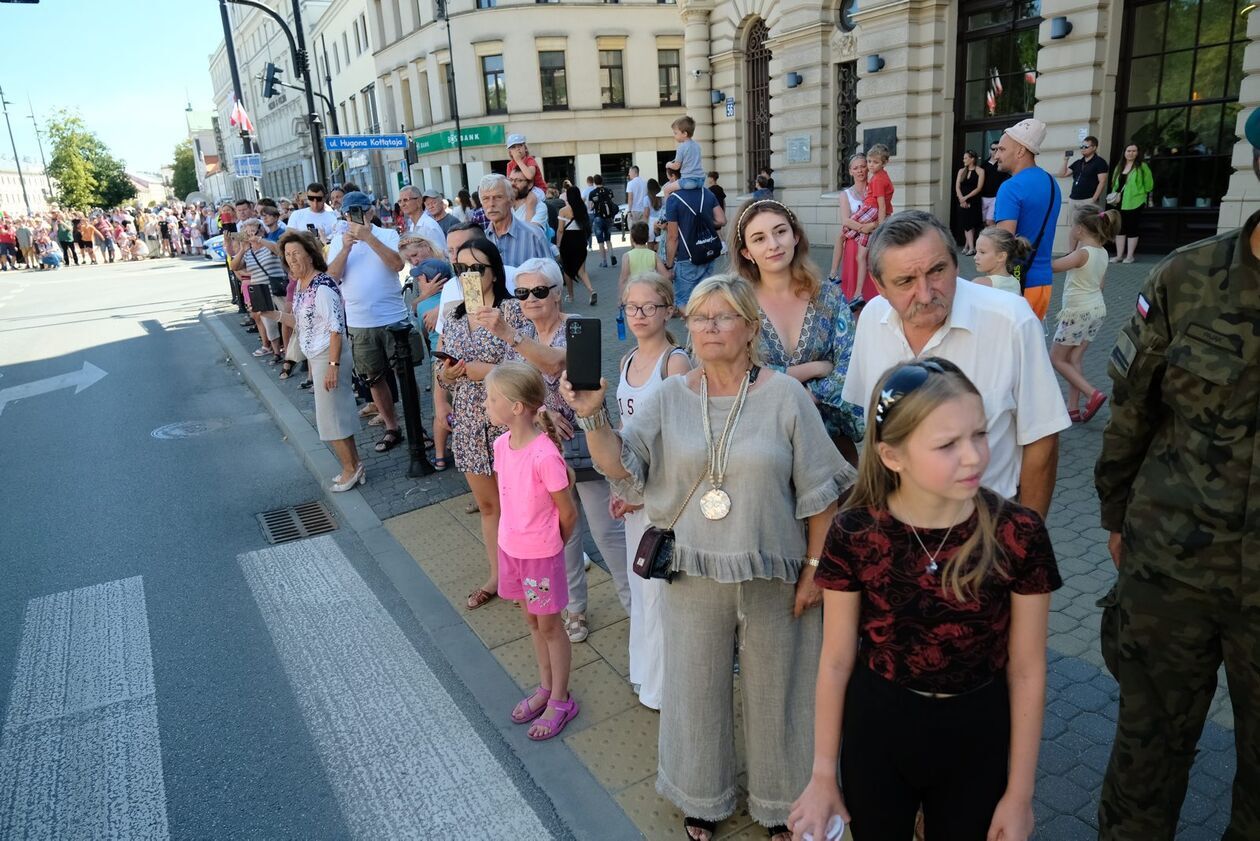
[257,501,338,544]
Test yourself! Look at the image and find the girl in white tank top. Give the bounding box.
[614,274,691,710]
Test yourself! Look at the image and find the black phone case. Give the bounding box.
[247,282,276,313]
[565,318,602,390]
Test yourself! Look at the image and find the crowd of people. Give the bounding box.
[0,204,220,270]
[175,108,1260,841]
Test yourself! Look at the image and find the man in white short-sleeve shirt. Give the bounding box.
[626,166,649,225]
[287,183,339,241]
[327,191,407,449]
[842,210,1070,516]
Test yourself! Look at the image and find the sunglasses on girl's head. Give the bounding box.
[513,285,556,300]
[452,262,490,275]
[873,357,965,438]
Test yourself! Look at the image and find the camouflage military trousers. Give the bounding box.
[1098,563,1260,841]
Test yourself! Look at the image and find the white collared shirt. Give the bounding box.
[842,278,1071,499]
[403,212,448,250]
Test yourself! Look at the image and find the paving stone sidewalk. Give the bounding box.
[227,244,1238,838]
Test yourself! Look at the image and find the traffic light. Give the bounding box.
[262,63,282,99]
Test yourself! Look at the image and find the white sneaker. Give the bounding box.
[583,552,592,570]
[565,612,589,643]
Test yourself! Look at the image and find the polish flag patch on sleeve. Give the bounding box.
[1136,293,1151,320]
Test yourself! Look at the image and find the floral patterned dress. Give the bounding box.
[506,315,574,424]
[440,297,528,475]
[758,280,864,442]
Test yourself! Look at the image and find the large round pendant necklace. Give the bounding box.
[699,368,752,520]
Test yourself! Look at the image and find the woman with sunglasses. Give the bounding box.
[563,274,851,841]
[729,199,863,464]
[437,238,529,611]
[479,257,630,642]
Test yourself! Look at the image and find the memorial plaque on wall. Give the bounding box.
[862,127,897,155]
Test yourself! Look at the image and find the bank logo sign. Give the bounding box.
[413,125,505,155]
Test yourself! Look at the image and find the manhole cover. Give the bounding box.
[257,501,338,544]
[151,418,232,439]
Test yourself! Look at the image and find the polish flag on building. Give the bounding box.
[229,98,255,134]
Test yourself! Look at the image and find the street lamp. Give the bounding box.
[27,96,52,204]
[221,0,328,188]
[434,0,466,190]
[0,85,32,215]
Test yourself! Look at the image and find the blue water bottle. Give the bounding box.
[616,308,627,341]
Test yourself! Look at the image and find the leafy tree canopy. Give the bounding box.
[170,140,199,200]
[44,111,137,210]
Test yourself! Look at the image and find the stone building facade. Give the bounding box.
[682,0,1260,252]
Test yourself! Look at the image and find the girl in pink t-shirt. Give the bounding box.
[485,361,581,741]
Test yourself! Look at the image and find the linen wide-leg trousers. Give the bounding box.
[656,572,821,827]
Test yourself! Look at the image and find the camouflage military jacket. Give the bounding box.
[1095,211,1260,593]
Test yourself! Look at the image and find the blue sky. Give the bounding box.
[0,0,224,174]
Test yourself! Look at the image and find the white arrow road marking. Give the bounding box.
[239,535,554,840]
[0,361,107,416]
[0,577,170,840]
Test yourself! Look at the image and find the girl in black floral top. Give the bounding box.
[790,358,1060,841]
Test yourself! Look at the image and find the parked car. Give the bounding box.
[203,235,226,263]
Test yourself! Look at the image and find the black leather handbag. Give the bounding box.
[631,471,705,580]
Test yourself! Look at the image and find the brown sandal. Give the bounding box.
[466,588,497,610]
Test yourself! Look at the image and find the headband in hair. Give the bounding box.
[736,200,796,243]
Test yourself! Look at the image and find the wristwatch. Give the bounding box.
[329,361,340,367]
[510,331,525,348]
[576,406,610,431]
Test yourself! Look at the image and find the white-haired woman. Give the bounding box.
[563,273,851,841]
[480,256,629,643]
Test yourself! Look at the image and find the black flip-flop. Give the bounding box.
[374,428,404,453]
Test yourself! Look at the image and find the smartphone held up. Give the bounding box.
[566,317,602,390]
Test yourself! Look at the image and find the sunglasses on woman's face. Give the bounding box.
[452,262,489,275]
[513,285,556,300]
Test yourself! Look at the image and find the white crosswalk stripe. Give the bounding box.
[239,535,555,839]
[0,576,170,840]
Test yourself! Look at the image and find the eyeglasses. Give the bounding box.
[400,196,419,202]
[622,303,666,318]
[686,313,746,331]
[873,358,965,438]
[512,285,557,300]
[307,195,325,201]
[452,262,490,275]
[1080,144,1093,149]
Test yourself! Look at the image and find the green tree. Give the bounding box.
[43,110,137,209]
[170,140,199,200]
[45,112,98,210]
[91,149,136,208]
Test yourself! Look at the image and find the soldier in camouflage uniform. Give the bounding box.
[1093,109,1260,841]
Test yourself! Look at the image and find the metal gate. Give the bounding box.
[744,20,772,191]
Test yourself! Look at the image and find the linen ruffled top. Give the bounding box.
[607,371,853,583]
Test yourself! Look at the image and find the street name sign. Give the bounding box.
[323,134,409,151]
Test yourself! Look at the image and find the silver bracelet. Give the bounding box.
[576,406,610,432]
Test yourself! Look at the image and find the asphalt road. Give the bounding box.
[0,257,572,839]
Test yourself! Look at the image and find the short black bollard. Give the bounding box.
[387,320,436,478]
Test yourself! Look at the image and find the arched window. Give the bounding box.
[744,20,772,190]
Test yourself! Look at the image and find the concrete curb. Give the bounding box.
[202,311,643,841]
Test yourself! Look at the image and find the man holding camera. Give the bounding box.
[327,191,408,453]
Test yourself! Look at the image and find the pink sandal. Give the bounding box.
[528,696,579,741]
[511,686,551,724]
